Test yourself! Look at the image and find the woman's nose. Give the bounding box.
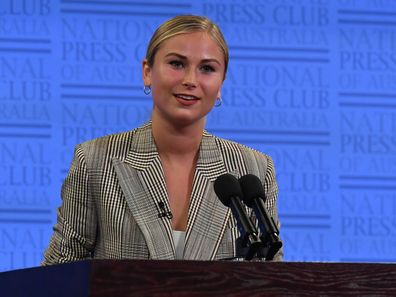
[182,68,197,88]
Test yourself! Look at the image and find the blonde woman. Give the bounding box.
[43,15,282,264]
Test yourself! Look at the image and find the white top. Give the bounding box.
[172,230,186,260]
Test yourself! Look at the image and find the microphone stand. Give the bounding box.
[257,233,283,261]
[233,233,262,261]
[255,213,283,261]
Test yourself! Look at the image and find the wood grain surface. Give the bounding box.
[89,260,396,296]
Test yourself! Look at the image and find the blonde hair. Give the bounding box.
[145,15,229,78]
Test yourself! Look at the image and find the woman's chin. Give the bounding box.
[168,112,207,128]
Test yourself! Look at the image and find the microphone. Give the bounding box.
[239,174,282,261]
[214,173,261,260]
[158,201,173,219]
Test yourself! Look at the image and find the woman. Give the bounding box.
[43,15,282,264]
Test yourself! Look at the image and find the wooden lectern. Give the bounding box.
[1,260,396,296]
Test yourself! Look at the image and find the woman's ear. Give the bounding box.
[142,59,152,86]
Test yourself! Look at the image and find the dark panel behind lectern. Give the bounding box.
[0,261,91,297]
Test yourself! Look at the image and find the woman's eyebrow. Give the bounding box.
[165,52,187,59]
[165,52,221,65]
[201,58,221,65]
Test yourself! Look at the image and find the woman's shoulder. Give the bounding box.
[80,122,149,148]
[207,132,272,161]
[78,129,133,153]
[75,122,151,160]
[206,132,277,181]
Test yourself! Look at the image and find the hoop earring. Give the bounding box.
[143,85,151,95]
[215,97,222,107]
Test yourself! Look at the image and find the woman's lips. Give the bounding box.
[174,94,200,106]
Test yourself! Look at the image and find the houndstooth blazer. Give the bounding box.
[43,122,283,265]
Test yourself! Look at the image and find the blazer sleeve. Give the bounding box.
[42,144,97,265]
[263,155,283,261]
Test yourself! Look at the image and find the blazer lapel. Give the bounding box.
[184,132,239,260]
[112,123,175,260]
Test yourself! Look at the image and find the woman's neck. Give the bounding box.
[151,114,204,160]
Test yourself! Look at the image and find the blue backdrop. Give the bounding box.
[1,0,396,272]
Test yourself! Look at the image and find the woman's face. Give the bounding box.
[143,31,225,127]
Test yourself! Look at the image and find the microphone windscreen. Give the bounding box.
[239,174,266,207]
[214,174,243,207]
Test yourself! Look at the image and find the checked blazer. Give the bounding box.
[43,122,282,264]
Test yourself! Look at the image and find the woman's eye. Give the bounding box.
[169,60,183,68]
[201,65,215,73]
